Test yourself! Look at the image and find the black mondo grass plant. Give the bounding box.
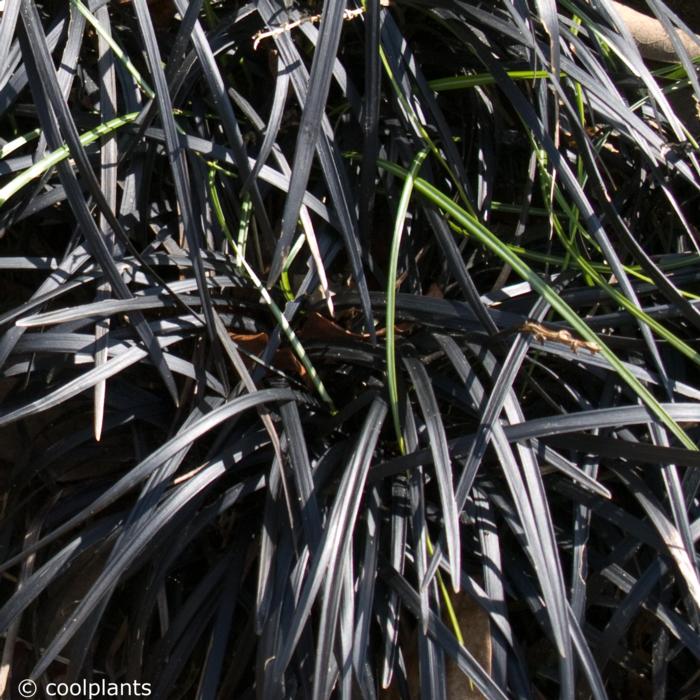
[1,0,700,697]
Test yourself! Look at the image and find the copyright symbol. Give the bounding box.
[18,679,37,697]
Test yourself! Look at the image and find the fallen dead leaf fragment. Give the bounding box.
[612,1,700,62]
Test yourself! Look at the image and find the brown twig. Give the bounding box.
[520,321,601,354]
[252,8,364,50]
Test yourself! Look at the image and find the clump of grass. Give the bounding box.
[0,1,699,698]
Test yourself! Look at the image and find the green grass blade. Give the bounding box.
[428,70,551,92]
[70,0,155,98]
[208,168,336,412]
[378,158,697,451]
[386,149,429,452]
[0,112,139,207]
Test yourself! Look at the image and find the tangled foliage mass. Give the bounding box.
[1,1,700,698]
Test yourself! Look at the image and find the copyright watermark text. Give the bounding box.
[17,678,152,698]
